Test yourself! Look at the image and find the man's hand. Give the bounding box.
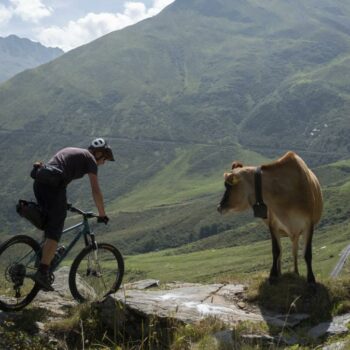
[97,216,109,225]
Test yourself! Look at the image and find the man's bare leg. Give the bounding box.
[41,238,58,265]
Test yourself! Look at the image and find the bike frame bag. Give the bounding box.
[16,199,47,230]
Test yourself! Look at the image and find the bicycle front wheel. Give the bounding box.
[69,243,124,303]
[0,235,41,311]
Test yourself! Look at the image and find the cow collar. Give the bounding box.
[252,167,268,219]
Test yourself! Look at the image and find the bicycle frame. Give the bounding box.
[0,204,123,312]
[32,207,99,273]
[50,216,97,271]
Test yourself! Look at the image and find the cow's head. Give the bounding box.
[217,161,249,214]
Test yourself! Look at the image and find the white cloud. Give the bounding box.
[0,4,13,26]
[10,0,52,23]
[36,0,175,51]
[124,2,147,19]
[148,0,174,16]
[0,0,52,26]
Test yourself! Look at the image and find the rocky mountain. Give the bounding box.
[0,0,349,255]
[0,35,63,83]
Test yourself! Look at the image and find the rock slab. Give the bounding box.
[100,282,309,329]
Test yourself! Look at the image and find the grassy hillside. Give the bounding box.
[3,137,350,262]
[1,0,350,260]
[111,144,267,211]
[124,220,350,283]
[0,0,350,152]
[239,55,350,160]
[3,136,350,258]
[60,154,350,258]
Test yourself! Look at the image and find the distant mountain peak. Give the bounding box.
[1,34,63,52]
[0,35,63,83]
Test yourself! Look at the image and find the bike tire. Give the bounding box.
[69,243,124,303]
[0,235,41,311]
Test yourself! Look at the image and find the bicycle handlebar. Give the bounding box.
[67,203,98,218]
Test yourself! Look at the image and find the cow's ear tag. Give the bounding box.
[230,176,239,185]
[253,202,268,219]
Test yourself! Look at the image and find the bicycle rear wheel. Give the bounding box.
[69,243,124,302]
[0,235,41,311]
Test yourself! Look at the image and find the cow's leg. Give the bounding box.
[292,236,299,275]
[269,228,281,283]
[304,225,316,284]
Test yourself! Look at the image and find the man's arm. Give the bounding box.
[88,173,106,217]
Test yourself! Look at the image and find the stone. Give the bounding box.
[237,302,246,309]
[322,341,348,350]
[3,276,348,349]
[112,283,263,324]
[124,279,160,290]
[213,329,235,348]
[241,334,275,345]
[308,313,350,339]
[32,267,78,316]
[34,321,46,332]
[98,282,309,332]
[264,312,310,328]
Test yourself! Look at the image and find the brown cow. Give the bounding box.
[217,151,323,284]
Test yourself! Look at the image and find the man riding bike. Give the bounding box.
[31,138,114,291]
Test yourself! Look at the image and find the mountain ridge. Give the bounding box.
[0,35,63,83]
[0,0,349,256]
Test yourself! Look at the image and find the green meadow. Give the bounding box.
[124,221,350,284]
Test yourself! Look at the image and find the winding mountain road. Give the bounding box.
[330,244,350,278]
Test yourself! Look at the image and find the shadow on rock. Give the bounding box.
[252,273,332,345]
[95,296,184,350]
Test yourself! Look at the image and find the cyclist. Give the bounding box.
[31,138,114,291]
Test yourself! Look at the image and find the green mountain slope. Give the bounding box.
[239,55,350,160]
[1,0,350,152]
[0,0,350,257]
[104,155,350,255]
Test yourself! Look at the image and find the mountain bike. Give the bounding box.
[0,204,124,312]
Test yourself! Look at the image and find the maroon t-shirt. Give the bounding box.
[48,147,97,185]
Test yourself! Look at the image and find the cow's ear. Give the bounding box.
[224,173,239,185]
[232,161,243,169]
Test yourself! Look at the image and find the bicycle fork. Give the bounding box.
[86,234,102,278]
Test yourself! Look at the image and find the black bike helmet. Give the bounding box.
[88,138,115,161]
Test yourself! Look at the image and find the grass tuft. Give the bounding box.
[246,273,350,324]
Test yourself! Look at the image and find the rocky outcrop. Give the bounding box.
[0,271,350,348]
[101,281,309,327]
[97,279,350,347]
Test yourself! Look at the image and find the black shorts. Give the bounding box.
[33,181,67,242]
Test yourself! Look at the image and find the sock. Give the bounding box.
[38,263,49,273]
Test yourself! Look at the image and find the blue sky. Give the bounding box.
[0,0,175,51]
